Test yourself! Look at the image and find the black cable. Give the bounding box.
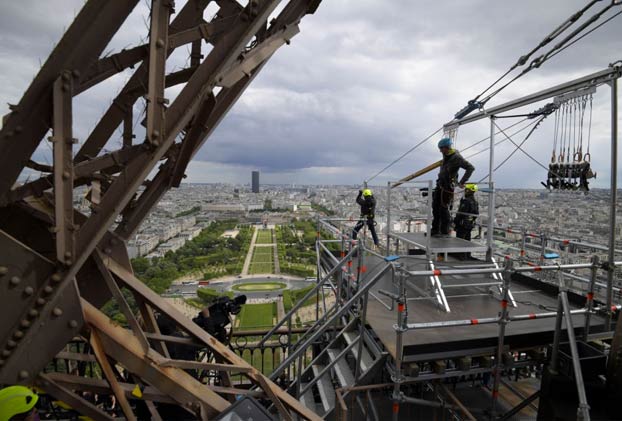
[365,127,443,183]
[473,2,620,109]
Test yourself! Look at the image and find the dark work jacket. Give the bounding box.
[454,195,479,229]
[356,193,376,218]
[437,150,475,188]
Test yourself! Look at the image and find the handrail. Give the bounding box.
[405,304,620,330]
[270,263,392,380]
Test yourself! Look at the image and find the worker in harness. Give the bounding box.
[454,183,479,242]
[431,138,475,237]
[352,189,379,246]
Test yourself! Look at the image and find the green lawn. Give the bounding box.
[255,229,273,244]
[249,244,274,273]
[249,262,274,274]
[232,282,287,292]
[237,303,275,330]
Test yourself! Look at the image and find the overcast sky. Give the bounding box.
[1,0,621,188]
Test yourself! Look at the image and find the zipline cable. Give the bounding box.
[365,127,443,183]
[365,3,621,185]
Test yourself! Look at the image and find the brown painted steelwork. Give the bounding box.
[0,0,322,419]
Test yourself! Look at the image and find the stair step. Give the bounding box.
[312,364,335,415]
[343,331,373,372]
[299,383,318,414]
[327,348,355,387]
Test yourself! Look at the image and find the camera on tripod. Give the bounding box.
[192,295,247,343]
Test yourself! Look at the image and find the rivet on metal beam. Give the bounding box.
[23,286,34,296]
[13,331,24,340]
[156,38,165,48]
[68,320,78,328]
[72,69,80,79]
[6,340,17,349]
[0,266,7,275]
[35,298,46,306]
[18,371,29,380]
[43,286,54,295]
[51,273,62,283]
[15,126,22,133]
[9,276,21,286]
[27,309,39,318]
[52,307,63,317]
[104,248,112,255]
[62,171,71,180]
[1,350,11,358]
[20,320,30,329]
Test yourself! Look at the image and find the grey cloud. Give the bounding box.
[1,0,621,188]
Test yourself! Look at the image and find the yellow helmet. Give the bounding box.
[362,189,373,197]
[0,386,38,421]
[464,183,478,192]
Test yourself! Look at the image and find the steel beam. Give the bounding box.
[146,0,172,147]
[37,373,114,421]
[52,72,75,265]
[90,329,137,421]
[444,65,622,128]
[83,299,231,417]
[103,256,321,420]
[0,0,139,200]
[74,0,212,162]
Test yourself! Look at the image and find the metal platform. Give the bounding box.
[389,232,488,254]
[365,255,607,363]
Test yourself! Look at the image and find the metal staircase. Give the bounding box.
[255,223,392,419]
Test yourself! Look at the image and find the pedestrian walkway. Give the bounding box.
[241,226,258,275]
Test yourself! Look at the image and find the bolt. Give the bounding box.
[52,307,63,317]
[43,286,53,295]
[64,251,72,259]
[1,350,11,358]
[156,38,165,48]
[72,69,81,79]
[18,371,29,380]
[62,83,70,92]
[19,320,30,329]
[13,331,24,340]
[51,273,62,283]
[62,171,71,180]
[65,259,72,266]
[27,309,39,318]
[68,320,78,328]
[6,340,17,349]
[61,72,71,82]
[15,126,22,133]
[9,276,21,286]
[23,286,34,296]
[0,266,7,275]
[36,298,46,306]
[104,247,112,255]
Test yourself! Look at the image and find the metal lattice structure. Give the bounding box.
[0,1,322,419]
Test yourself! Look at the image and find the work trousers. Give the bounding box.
[432,187,454,235]
[352,218,379,245]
